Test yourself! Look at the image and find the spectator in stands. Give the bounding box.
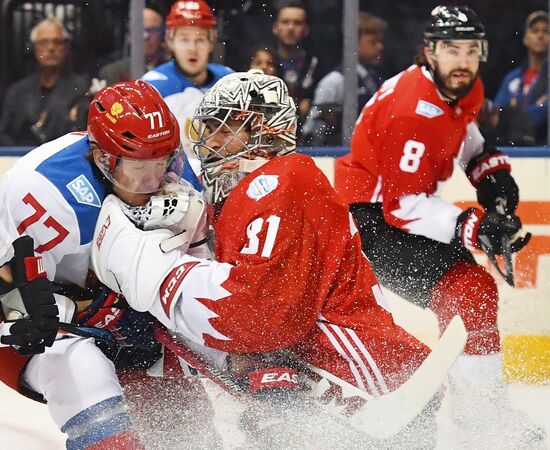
[97,6,167,86]
[302,12,386,146]
[248,45,279,76]
[272,0,320,124]
[0,18,88,146]
[141,0,233,191]
[493,11,549,145]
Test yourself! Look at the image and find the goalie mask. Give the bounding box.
[190,69,297,206]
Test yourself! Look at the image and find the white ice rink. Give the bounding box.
[1,291,549,450]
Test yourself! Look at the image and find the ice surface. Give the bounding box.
[1,291,549,449]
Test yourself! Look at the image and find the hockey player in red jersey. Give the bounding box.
[335,5,543,446]
[91,70,471,442]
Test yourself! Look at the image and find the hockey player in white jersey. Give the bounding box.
[142,0,233,189]
[0,80,215,449]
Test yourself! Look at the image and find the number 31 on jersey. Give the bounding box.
[240,215,281,258]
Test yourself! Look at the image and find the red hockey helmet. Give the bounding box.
[88,80,184,194]
[166,0,217,30]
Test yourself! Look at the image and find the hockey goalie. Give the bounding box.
[91,69,467,447]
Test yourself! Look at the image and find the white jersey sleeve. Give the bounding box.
[391,193,462,243]
[458,122,485,170]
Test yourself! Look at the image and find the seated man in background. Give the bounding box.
[271,0,320,127]
[302,12,386,146]
[0,18,88,146]
[248,45,279,76]
[97,5,168,86]
[493,10,548,145]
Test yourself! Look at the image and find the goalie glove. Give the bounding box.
[456,208,531,254]
[465,147,519,214]
[120,181,209,254]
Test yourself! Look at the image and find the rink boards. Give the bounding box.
[0,150,549,383]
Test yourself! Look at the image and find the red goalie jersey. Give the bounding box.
[335,65,484,243]
[169,153,430,391]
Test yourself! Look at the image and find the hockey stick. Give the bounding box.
[57,321,119,343]
[482,238,515,287]
[156,315,467,440]
[481,201,515,286]
[152,325,325,449]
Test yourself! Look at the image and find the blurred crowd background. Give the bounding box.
[0,0,548,147]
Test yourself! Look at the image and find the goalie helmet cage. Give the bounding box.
[0,0,127,98]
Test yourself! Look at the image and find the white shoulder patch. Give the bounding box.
[142,71,168,81]
[415,100,443,119]
[67,175,101,207]
[246,175,279,201]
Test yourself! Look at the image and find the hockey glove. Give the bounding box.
[120,181,210,254]
[466,148,519,214]
[456,208,531,254]
[0,236,59,354]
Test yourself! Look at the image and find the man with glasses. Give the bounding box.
[97,6,168,86]
[0,17,88,146]
[335,6,542,446]
[142,0,233,190]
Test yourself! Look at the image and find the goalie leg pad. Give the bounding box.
[428,260,499,355]
[291,318,431,397]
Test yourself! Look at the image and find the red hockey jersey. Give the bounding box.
[204,153,397,352]
[335,65,484,243]
[94,152,430,391]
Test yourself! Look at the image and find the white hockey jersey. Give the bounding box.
[0,133,106,286]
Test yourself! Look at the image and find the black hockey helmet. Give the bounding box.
[424,5,488,61]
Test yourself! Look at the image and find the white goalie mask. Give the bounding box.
[190,70,297,206]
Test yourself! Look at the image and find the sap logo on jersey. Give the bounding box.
[246,175,279,201]
[415,100,443,119]
[67,175,101,207]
